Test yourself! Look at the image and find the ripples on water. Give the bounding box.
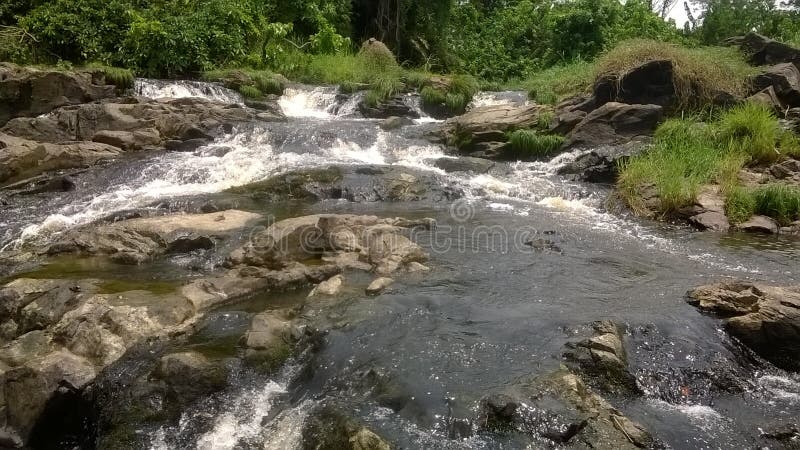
[3,81,800,448]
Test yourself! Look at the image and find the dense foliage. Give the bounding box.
[0,0,798,79]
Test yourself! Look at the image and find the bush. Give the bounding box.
[359,39,398,71]
[509,130,565,157]
[594,39,757,109]
[716,102,779,163]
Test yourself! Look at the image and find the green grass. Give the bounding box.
[253,73,285,95]
[618,103,799,221]
[518,60,594,105]
[509,130,565,157]
[421,86,446,106]
[618,118,729,214]
[716,103,779,163]
[418,74,478,114]
[238,85,263,99]
[86,63,134,90]
[594,39,757,109]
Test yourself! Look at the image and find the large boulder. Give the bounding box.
[563,102,662,150]
[0,132,121,184]
[1,96,277,146]
[45,210,262,264]
[230,214,434,275]
[726,32,800,67]
[0,64,118,127]
[358,96,419,119]
[440,104,549,157]
[687,281,800,370]
[301,404,393,450]
[478,369,652,448]
[594,60,677,108]
[752,63,800,108]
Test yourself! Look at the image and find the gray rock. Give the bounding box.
[726,32,800,67]
[433,156,495,174]
[359,96,419,119]
[557,143,645,183]
[689,211,731,232]
[688,281,800,370]
[739,215,779,234]
[564,321,640,395]
[153,351,227,404]
[301,404,393,450]
[308,274,345,297]
[753,63,800,108]
[564,102,663,150]
[379,116,414,130]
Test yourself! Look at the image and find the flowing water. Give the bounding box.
[3,81,800,448]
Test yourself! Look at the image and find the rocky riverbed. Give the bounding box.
[1,61,799,449]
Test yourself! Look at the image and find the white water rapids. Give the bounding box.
[9,79,763,276]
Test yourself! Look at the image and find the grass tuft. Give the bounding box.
[509,130,564,157]
[253,73,285,95]
[725,186,757,224]
[716,102,778,163]
[87,64,134,90]
[751,184,800,225]
[238,85,263,99]
[421,86,447,106]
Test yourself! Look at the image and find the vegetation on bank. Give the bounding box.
[618,103,800,224]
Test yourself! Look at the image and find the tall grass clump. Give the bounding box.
[419,74,478,114]
[421,86,447,105]
[238,85,262,99]
[618,118,724,214]
[87,64,134,90]
[725,186,757,224]
[751,184,800,225]
[594,39,757,109]
[509,130,564,157]
[254,73,285,95]
[716,103,779,163]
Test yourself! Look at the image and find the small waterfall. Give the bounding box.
[278,86,340,118]
[467,91,530,110]
[135,78,244,105]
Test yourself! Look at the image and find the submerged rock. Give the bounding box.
[478,368,652,448]
[309,274,345,297]
[433,156,495,174]
[688,281,800,370]
[359,96,419,119]
[366,277,394,296]
[301,404,393,450]
[556,143,645,183]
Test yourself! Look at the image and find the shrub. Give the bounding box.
[751,184,800,225]
[359,38,398,71]
[594,39,757,109]
[716,102,779,163]
[239,85,263,99]
[509,130,565,157]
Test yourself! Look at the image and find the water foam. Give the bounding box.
[279,86,339,118]
[135,79,243,105]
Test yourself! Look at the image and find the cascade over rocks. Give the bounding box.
[687,281,800,371]
[0,64,118,127]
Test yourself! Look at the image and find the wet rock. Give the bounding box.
[726,32,800,67]
[440,104,549,157]
[366,277,394,296]
[309,274,345,297]
[1,97,272,146]
[0,63,117,127]
[3,174,77,195]
[688,281,800,370]
[433,156,495,174]
[481,369,652,448]
[0,132,120,184]
[689,211,731,232]
[406,262,430,273]
[92,128,161,152]
[563,102,663,150]
[477,394,519,430]
[227,165,462,204]
[753,63,800,108]
[557,143,645,183]
[46,210,261,263]
[359,96,419,119]
[301,404,393,450]
[564,321,640,395]
[759,423,800,449]
[379,116,414,130]
[231,214,433,275]
[242,309,304,371]
[153,351,227,404]
[739,215,779,234]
